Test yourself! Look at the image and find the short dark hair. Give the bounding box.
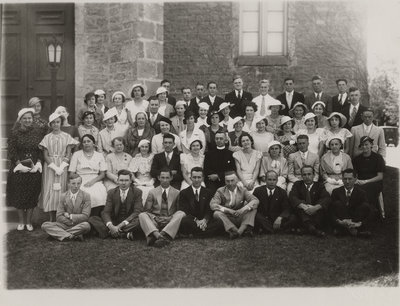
[159,167,172,176]
[69,173,81,181]
[244,101,258,112]
[190,167,204,175]
[301,165,314,174]
[342,168,357,177]
[160,79,170,85]
[195,82,204,88]
[207,81,217,88]
[81,133,96,144]
[84,92,97,104]
[348,86,359,93]
[181,86,191,93]
[238,134,254,148]
[117,169,132,179]
[329,114,343,126]
[336,79,348,85]
[297,134,309,142]
[311,75,322,82]
[162,133,175,142]
[111,137,125,147]
[233,75,242,82]
[131,85,145,97]
[284,77,294,83]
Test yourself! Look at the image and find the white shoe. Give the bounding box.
[17,224,25,231]
[26,224,34,232]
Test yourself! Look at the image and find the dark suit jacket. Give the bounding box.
[224,90,253,118]
[304,92,332,114]
[204,147,236,183]
[289,181,331,210]
[342,103,367,129]
[253,186,291,221]
[330,185,370,221]
[146,112,168,134]
[150,151,183,188]
[101,187,143,224]
[178,186,213,221]
[276,91,305,116]
[187,98,200,114]
[331,94,350,114]
[201,95,225,113]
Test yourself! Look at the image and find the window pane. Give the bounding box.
[267,12,284,31]
[243,12,259,32]
[242,1,260,11]
[242,32,259,54]
[267,0,284,11]
[266,33,283,54]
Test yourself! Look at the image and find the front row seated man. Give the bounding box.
[289,165,331,237]
[178,167,224,237]
[253,171,297,234]
[330,168,374,237]
[42,174,91,241]
[139,167,185,248]
[88,170,143,239]
[210,171,259,239]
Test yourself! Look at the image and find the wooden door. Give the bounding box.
[1,3,75,136]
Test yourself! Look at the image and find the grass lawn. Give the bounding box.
[5,166,399,289]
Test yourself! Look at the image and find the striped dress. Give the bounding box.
[38,131,79,212]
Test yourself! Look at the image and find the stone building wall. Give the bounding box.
[74,2,163,114]
[164,1,368,103]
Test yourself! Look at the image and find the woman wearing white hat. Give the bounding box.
[251,117,274,155]
[227,117,249,152]
[288,102,308,133]
[38,112,79,221]
[296,112,326,157]
[94,89,109,115]
[259,141,288,190]
[219,102,235,132]
[28,97,48,133]
[325,112,352,154]
[7,108,46,231]
[128,139,154,203]
[320,136,353,194]
[195,102,210,128]
[276,116,297,159]
[104,137,133,191]
[125,83,149,121]
[110,91,132,135]
[265,99,285,135]
[125,111,155,156]
[98,108,124,156]
[54,106,80,142]
[152,87,174,118]
[311,101,329,129]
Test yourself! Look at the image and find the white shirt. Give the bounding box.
[120,188,129,202]
[70,191,78,203]
[165,151,173,161]
[267,188,275,197]
[362,123,372,134]
[235,90,243,98]
[285,91,294,108]
[209,95,216,104]
[314,92,323,99]
[252,94,275,117]
[195,97,202,104]
[192,186,201,198]
[162,186,170,198]
[304,183,313,191]
[228,187,237,207]
[300,150,309,160]
[338,92,347,104]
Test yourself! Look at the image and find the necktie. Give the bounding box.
[305,185,312,204]
[268,189,273,198]
[317,93,320,100]
[162,190,167,202]
[260,95,266,116]
[339,94,342,104]
[71,194,76,204]
[346,189,351,206]
[287,92,292,108]
[151,114,156,125]
[300,152,306,164]
[237,91,241,100]
[121,190,126,202]
[348,106,357,127]
[166,153,171,165]
[195,189,199,202]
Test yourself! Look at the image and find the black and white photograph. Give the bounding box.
[0,0,399,304]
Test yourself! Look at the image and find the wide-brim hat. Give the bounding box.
[135,111,148,120]
[175,100,187,108]
[159,117,172,125]
[156,87,168,96]
[103,107,118,121]
[94,89,106,96]
[280,115,294,128]
[207,110,223,125]
[111,91,126,101]
[311,101,326,110]
[129,83,147,97]
[218,102,231,112]
[232,116,244,127]
[48,112,64,126]
[17,108,36,122]
[325,135,344,148]
[288,102,308,117]
[359,136,374,148]
[28,97,43,107]
[327,112,347,128]
[254,115,266,125]
[267,99,286,110]
[198,102,210,111]
[267,140,283,151]
[304,112,317,122]
[138,139,150,148]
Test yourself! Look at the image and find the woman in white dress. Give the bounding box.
[296,112,326,157]
[312,101,329,129]
[219,102,234,132]
[110,91,133,136]
[233,134,262,193]
[289,102,308,133]
[251,117,274,155]
[128,139,154,203]
[39,112,79,221]
[69,134,107,216]
[265,99,285,135]
[242,102,259,133]
[325,112,352,154]
[179,110,206,154]
[78,111,100,145]
[104,137,133,191]
[259,141,288,190]
[320,136,353,194]
[154,86,174,118]
[125,83,149,121]
[180,139,205,190]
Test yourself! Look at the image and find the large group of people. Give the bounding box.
[6,75,387,246]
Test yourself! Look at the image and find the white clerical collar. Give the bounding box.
[216,146,225,150]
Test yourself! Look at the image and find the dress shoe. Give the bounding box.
[17,224,25,231]
[126,232,134,241]
[241,228,254,238]
[154,236,170,248]
[228,228,239,239]
[26,224,34,232]
[146,235,157,246]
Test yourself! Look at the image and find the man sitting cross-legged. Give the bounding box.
[178,167,224,237]
[88,169,143,240]
[139,167,185,247]
[210,171,259,239]
[253,171,298,234]
[330,168,374,238]
[42,173,91,241]
[289,165,331,237]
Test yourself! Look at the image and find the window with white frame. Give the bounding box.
[240,1,287,56]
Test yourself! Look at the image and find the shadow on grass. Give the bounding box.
[6,167,399,288]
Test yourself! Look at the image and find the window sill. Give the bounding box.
[237,55,288,66]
